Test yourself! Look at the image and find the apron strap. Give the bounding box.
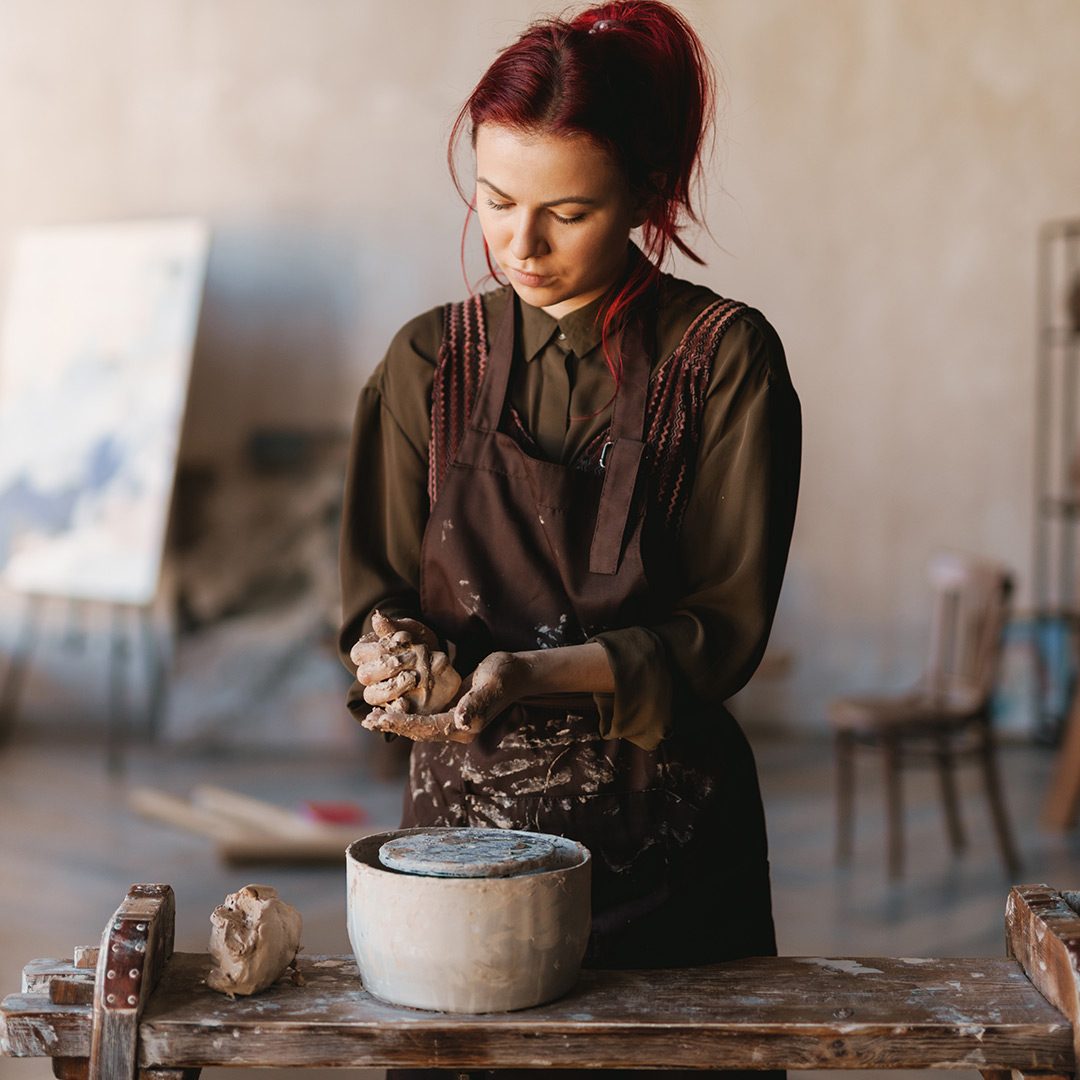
[589,306,652,575]
[466,284,654,577]
[468,289,517,432]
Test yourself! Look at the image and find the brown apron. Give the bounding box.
[395,289,780,1079]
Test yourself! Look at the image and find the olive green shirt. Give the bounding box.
[338,271,801,751]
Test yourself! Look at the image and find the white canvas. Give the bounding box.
[0,218,209,604]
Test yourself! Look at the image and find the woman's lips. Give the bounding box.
[510,267,552,287]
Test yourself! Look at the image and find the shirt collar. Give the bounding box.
[519,291,606,363]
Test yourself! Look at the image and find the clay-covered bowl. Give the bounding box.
[346,827,591,1013]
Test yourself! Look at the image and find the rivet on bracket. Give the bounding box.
[136,923,146,932]
[107,970,116,979]
[127,995,137,1006]
[129,968,139,978]
[106,994,116,1004]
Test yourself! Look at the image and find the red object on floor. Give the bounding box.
[302,800,368,826]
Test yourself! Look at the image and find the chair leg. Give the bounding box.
[977,725,1022,879]
[883,735,904,880]
[934,732,966,854]
[835,730,856,864]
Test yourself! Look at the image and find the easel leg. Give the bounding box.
[141,606,169,743]
[107,604,130,777]
[0,593,44,746]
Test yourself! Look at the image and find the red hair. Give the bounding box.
[448,0,717,387]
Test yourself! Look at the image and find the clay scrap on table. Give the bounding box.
[206,884,303,997]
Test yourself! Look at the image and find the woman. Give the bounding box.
[340,0,800,984]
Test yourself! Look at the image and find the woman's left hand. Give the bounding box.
[362,651,533,743]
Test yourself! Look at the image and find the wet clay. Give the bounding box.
[206,884,303,998]
[357,610,461,715]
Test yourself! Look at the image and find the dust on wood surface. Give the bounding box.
[126,952,1074,1071]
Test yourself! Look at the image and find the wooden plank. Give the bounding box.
[0,994,91,1058]
[136,953,1074,1072]
[130,787,363,864]
[51,981,95,1007]
[89,885,175,1080]
[21,959,95,1005]
[190,785,328,838]
[215,833,358,865]
[73,948,99,971]
[1006,884,1080,1069]
[23,960,80,994]
[127,788,250,842]
[52,1057,90,1079]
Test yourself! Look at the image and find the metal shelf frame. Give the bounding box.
[1033,218,1080,739]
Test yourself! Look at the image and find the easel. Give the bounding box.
[0,587,172,775]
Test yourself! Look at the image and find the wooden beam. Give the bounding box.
[88,885,175,1080]
[1006,884,1080,1071]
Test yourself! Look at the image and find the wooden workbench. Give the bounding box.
[3,883,1079,1079]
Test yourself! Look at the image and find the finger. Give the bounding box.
[453,684,498,730]
[363,669,420,706]
[351,637,401,666]
[348,632,378,665]
[397,618,439,650]
[361,708,394,731]
[371,610,413,644]
[354,649,417,686]
[362,709,457,740]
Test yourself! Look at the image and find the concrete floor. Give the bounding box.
[1,725,1078,1079]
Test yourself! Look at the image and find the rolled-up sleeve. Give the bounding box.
[590,310,802,750]
[338,310,441,718]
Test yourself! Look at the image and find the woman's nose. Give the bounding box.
[509,214,548,262]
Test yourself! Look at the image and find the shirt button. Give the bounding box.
[558,332,566,340]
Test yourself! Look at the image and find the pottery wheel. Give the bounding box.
[378,828,560,878]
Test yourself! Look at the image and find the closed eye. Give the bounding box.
[483,198,586,225]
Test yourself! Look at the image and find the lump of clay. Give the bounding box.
[206,884,302,998]
[364,610,461,715]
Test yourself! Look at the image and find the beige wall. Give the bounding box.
[1,0,1078,730]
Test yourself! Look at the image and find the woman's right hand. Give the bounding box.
[349,610,460,713]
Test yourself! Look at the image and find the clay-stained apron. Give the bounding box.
[404,289,777,973]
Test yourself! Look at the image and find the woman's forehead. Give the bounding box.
[474,124,622,198]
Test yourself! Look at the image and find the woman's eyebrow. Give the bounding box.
[477,177,598,207]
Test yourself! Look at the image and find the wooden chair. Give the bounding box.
[829,551,1021,880]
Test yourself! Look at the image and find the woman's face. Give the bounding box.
[474,123,644,319]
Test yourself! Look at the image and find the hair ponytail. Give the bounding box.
[448,1,717,387]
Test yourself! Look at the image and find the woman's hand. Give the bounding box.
[361,650,534,744]
[350,610,460,713]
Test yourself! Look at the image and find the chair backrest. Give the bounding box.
[921,551,1014,713]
